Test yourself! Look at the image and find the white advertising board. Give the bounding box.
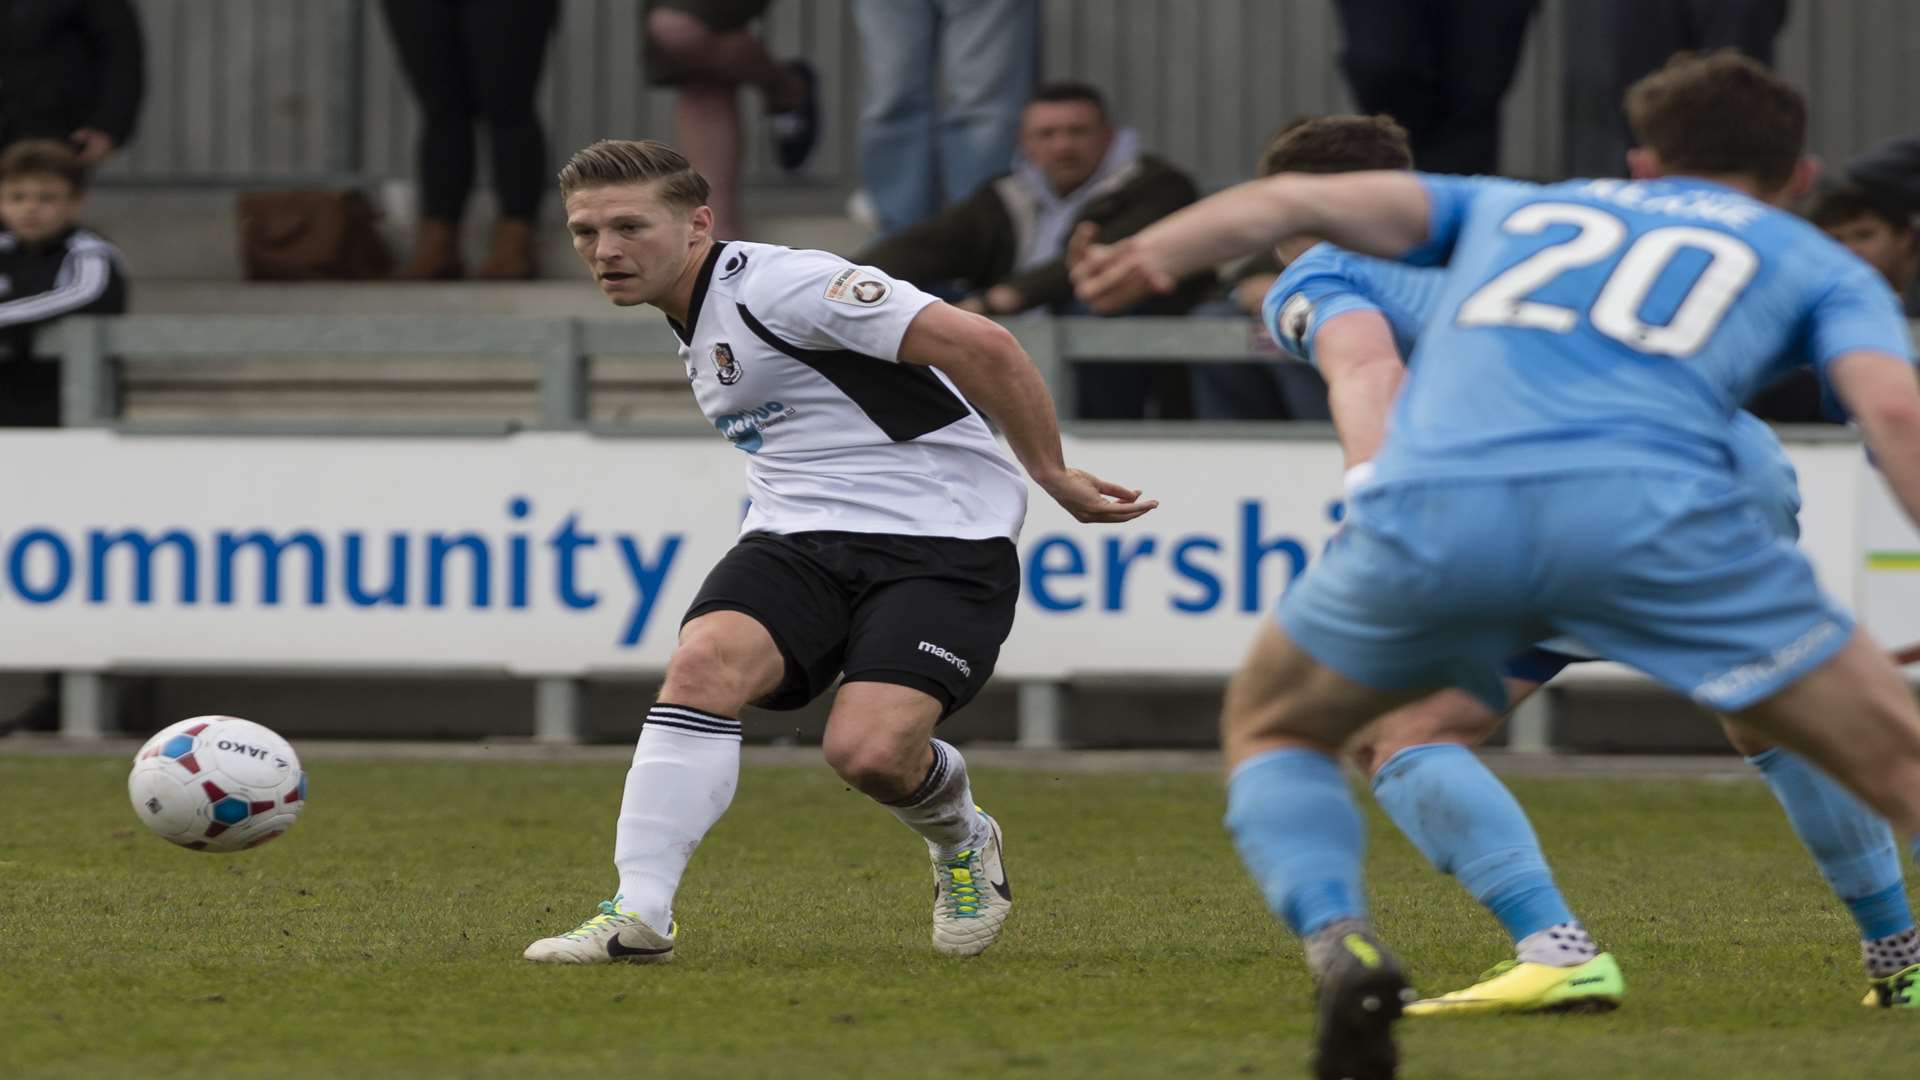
[0,432,1870,680]
[1856,461,1920,650]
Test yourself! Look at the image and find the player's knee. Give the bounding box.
[1720,718,1775,757]
[822,738,920,799]
[662,632,754,712]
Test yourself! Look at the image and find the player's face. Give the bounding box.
[1823,215,1917,292]
[0,174,83,245]
[565,183,708,307]
[1019,101,1112,196]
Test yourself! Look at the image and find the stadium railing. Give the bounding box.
[48,315,1874,749]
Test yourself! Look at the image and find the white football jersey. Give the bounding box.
[667,241,1028,541]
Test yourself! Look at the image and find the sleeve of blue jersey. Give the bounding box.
[1395,173,1484,267]
[1261,254,1384,368]
[1805,258,1913,376]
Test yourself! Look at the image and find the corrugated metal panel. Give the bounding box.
[96,0,1920,189]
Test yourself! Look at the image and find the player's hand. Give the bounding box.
[69,128,116,165]
[1037,467,1159,523]
[1069,224,1178,315]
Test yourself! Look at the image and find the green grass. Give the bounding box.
[1,753,1913,1079]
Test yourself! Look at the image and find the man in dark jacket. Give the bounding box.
[0,0,145,164]
[0,138,129,425]
[858,81,1208,417]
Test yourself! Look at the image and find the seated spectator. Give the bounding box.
[1749,181,1919,422]
[0,0,145,165]
[1808,181,1918,309]
[0,139,127,427]
[644,0,819,240]
[858,81,1210,418]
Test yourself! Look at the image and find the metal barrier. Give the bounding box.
[50,313,1282,745]
[47,315,1873,750]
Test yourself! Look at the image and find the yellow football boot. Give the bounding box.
[1404,952,1624,1017]
[1862,963,1920,1008]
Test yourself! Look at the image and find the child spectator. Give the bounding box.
[0,139,127,427]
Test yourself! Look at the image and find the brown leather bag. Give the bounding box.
[235,190,393,280]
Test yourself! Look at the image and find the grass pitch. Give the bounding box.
[2,751,1915,1079]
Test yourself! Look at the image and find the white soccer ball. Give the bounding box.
[127,716,307,852]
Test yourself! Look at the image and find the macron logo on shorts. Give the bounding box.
[918,641,972,678]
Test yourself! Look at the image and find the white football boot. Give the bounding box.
[931,809,1012,957]
[523,898,676,964]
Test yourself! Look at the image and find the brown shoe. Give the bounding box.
[396,218,463,280]
[474,217,537,280]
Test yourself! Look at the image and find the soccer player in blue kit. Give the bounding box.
[1075,53,1920,1079]
[1255,115,1919,1018]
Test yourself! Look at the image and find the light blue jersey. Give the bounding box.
[1373,175,1906,483]
[1276,174,1904,712]
[1262,242,1806,539]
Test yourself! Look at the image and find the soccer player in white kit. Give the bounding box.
[525,139,1156,964]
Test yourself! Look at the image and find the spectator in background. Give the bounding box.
[0,139,127,426]
[1749,180,1918,423]
[1612,2,1788,150]
[0,138,124,735]
[643,0,819,239]
[0,0,144,164]
[379,0,560,279]
[1848,130,1920,263]
[1331,0,1536,175]
[1807,182,1918,308]
[851,0,1036,237]
[858,82,1208,419]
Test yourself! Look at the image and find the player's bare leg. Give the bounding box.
[525,611,783,964]
[1721,662,1920,1004]
[1221,620,1425,1080]
[1733,629,1920,836]
[1355,682,1623,1016]
[825,682,1010,957]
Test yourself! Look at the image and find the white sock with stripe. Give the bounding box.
[880,739,986,861]
[612,703,742,931]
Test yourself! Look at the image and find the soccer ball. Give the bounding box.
[128,716,307,852]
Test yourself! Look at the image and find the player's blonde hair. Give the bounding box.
[557,139,711,212]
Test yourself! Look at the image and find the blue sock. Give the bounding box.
[1749,748,1914,940]
[1372,744,1575,943]
[1224,748,1367,936]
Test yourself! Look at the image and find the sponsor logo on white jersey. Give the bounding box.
[825,267,891,307]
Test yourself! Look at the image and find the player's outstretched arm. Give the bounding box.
[1832,349,1920,526]
[1069,171,1432,315]
[897,302,1158,524]
[1310,311,1406,469]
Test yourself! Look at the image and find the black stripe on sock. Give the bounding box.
[884,741,950,807]
[643,717,743,740]
[651,703,740,729]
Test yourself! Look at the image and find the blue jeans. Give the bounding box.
[853,0,1038,235]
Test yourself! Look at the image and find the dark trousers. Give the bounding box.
[379,0,560,221]
[1333,0,1539,176]
[0,359,60,427]
[1612,0,1788,100]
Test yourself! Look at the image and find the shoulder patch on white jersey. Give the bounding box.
[1276,292,1315,352]
[825,267,891,307]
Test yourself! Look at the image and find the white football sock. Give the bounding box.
[880,739,985,860]
[612,703,741,931]
[1865,928,1920,978]
[1515,921,1599,967]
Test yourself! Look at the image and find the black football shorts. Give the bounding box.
[683,530,1020,718]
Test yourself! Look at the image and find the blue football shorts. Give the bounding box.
[1280,468,1852,713]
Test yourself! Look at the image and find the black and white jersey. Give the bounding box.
[669,241,1028,541]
